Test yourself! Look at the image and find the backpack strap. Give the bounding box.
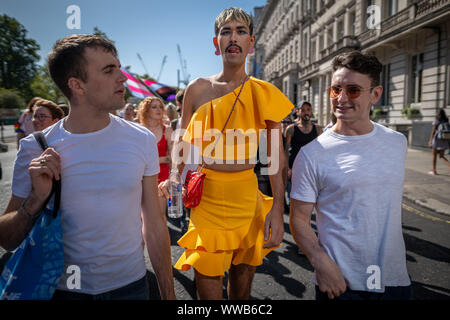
[32,132,61,219]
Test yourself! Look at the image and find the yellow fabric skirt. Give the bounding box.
[174,168,278,277]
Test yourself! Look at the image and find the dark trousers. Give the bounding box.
[52,276,149,300]
[315,285,412,301]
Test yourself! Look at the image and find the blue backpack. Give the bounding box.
[0,132,64,300]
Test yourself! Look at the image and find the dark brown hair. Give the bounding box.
[332,50,382,87]
[47,34,118,100]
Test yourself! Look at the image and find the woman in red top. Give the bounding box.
[138,97,173,216]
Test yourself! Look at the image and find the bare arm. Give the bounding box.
[263,120,286,249]
[16,132,25,149]
[428,124,437,147]
[160,81,199,198]
[159,126,174,164]
[289,198,346,299]
[315,124,323,136]
[0,148,61,251]
[141,175,176,300]
[284,124,294,155]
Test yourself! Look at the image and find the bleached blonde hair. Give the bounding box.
[214,7,253,36]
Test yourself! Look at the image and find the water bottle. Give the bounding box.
[167,168,183,218]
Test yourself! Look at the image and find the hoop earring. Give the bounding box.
[248,47,254,54]
[215,49,221,56]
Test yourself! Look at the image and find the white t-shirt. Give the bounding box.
[291,122,411,292]
[12,114,160,294]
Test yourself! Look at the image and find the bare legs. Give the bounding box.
[194,264,256,300]
[227,264,256,300]
[431,148,450,174]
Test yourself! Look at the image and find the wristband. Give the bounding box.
[19,200,38,222]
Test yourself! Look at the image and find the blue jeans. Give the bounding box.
[52,276,149,300]
[315,285,412,300]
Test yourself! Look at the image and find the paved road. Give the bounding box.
[148,199,449,300]
[0,125,449,300]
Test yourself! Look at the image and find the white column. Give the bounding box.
[318,75,324,126]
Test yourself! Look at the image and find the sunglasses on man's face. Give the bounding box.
[327,85,374,99]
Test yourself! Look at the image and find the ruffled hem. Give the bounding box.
[174,250,233,277]
[177,190,271,252]
[174,190,279,276]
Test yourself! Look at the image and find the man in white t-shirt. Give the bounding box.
[0,35,175,300]
[290,51,411,300]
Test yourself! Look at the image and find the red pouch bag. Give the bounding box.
[182,168,206,208]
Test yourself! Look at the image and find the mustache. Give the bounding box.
[225,43,242,52]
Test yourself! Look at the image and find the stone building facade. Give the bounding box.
[249,0,450,147]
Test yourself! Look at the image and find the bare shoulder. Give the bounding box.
[185,77,216,112]
[286,123,295,136]
[185,77,211,99]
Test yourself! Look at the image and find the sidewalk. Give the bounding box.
[404,147,450,216]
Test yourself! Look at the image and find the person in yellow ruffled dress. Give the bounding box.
[159,8,294,300]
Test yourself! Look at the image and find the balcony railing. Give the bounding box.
[380,6,413,35]
[359,0,449,46]
[358,29,379,46]
[416,0,449,17]
[319,36,358,60]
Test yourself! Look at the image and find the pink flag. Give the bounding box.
[121,68,154,99]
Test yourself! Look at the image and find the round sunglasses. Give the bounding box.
[327,85,375,99]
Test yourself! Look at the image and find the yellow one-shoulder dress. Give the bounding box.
[174,77,294,277]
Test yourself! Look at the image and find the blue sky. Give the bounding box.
[1,0,266,87]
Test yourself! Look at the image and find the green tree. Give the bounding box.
[0,88,24,109]
[140,73,157,82]
[30,64,66,104]
[0,15,40,100]
[93,26,115,44]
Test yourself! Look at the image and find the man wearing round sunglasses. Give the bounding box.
[290,50,411,300]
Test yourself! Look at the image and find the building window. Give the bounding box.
[302,32,309,59]
[320,0,325,10]
[410,53,424,103]
[302,0,309,14]
[349,11,356,36]
[293,83,298,105]
[311,39,317,62]
[312,0,317,14]
[295,40,299,61]
[337,18,344,39]
[388,0,398,17]
[327,26,333,47]
[319,33,324,51]
[381,63,391,106]
[363,0,375,31]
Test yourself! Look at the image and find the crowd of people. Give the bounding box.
[1,6,449,302]
[15,97,67,148]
